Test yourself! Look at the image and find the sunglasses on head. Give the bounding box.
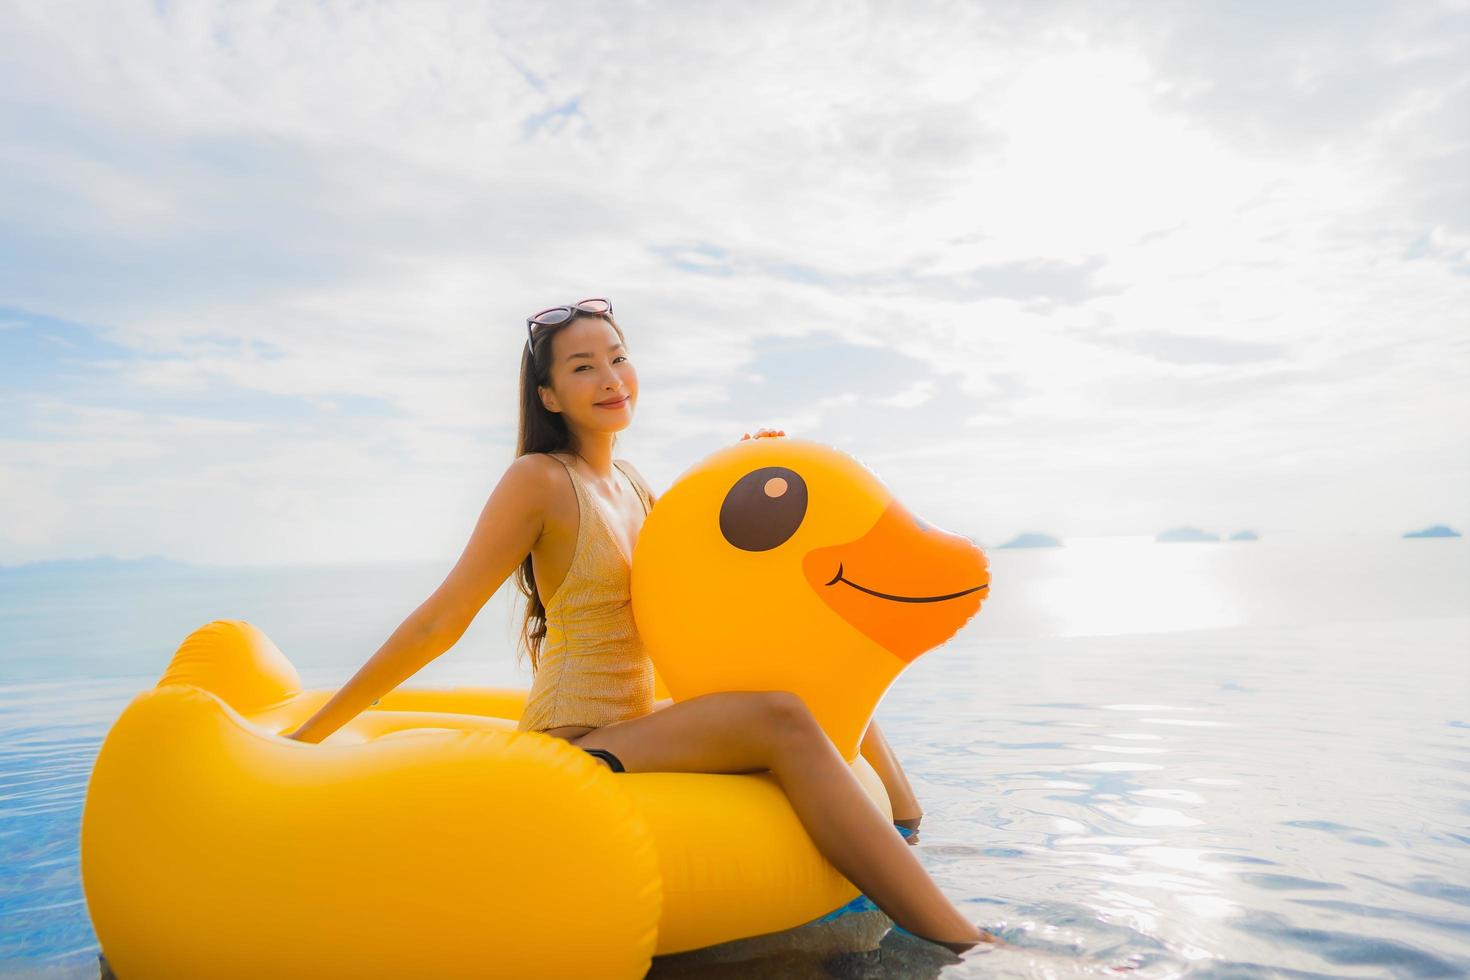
[525,298,612,350]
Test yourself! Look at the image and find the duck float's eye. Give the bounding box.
[719,466,808,552]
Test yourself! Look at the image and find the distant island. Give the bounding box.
[998,532,1063,549]
[1228,530,1260,541]
[1156,527,1221,543]
[1402,525,1462,539]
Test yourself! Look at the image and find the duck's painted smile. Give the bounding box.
[823,563,989,604]
[802,498,990,662]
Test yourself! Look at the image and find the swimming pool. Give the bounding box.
[3,539,1467,977]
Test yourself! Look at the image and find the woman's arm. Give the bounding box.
[281,612,452,743]
[283,455,551,743]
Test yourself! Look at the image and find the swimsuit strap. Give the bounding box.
[612,459,652,517]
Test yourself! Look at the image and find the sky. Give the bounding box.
[1,0,1467,567]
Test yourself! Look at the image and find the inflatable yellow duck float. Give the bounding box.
[81,438,989,978]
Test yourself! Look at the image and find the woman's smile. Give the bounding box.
[596,395,630,409]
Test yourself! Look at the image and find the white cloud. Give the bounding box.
[0,0,1466,564]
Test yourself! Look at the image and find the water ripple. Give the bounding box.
[4,612,1469,977]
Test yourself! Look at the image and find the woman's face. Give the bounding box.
[538,315,638,435]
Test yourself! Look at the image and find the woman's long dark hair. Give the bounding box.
[513,310,627,672]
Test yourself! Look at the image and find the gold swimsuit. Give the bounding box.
[516,456,656,733]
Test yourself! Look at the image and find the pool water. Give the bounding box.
[2,538,1467,977]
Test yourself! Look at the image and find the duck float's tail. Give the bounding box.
[157,619,301,715]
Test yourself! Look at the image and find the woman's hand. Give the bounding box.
[741,427,786,441]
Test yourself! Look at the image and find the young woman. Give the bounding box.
[283,298,994,954]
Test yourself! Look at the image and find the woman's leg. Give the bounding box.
[860,719,923,841]
[572,690,989,951]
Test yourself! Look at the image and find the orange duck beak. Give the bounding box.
[801,498,990,663]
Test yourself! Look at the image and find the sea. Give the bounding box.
[1,534,1467,978]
